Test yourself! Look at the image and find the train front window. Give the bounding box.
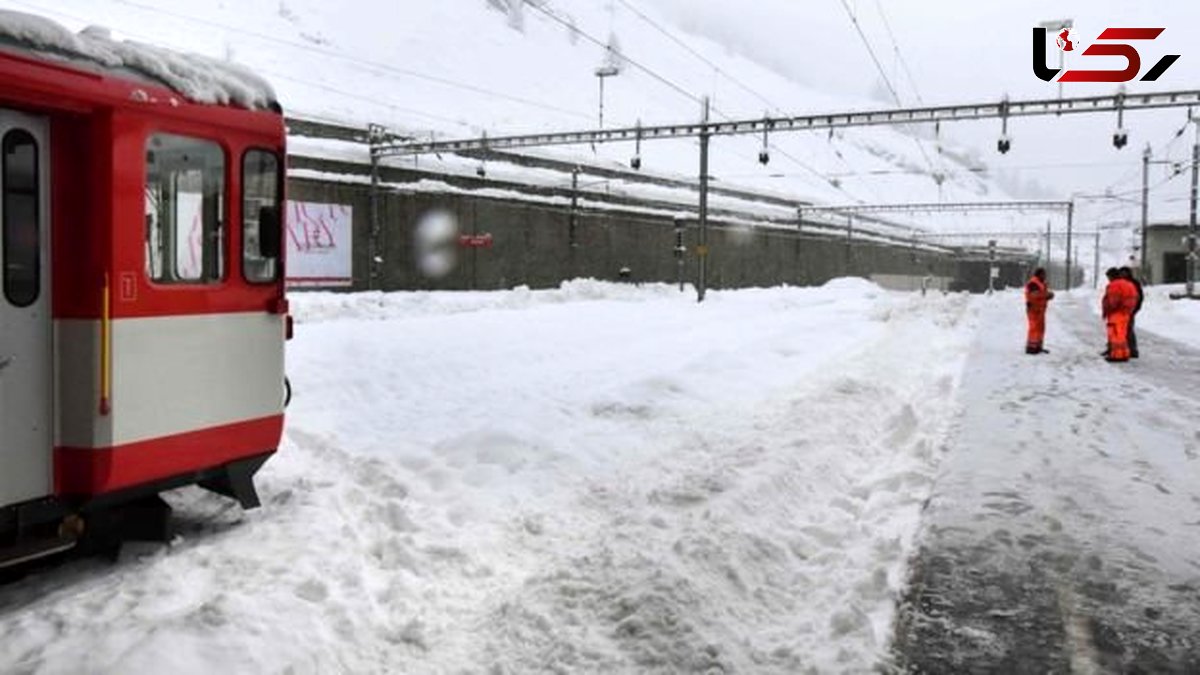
[2,129,40,308]
[242,150,281,283]
[145,134,225,284]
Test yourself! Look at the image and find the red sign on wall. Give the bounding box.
[458,233,494,248]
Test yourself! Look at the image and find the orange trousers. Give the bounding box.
[1026,309,1046,352]
[1106,312,1131,361]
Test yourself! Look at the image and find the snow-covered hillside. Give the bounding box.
[0,281,978,673]
[9,0,1018,223]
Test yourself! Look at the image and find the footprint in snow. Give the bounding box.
[295,579,330,603]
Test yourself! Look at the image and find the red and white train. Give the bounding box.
[0,12,289,567]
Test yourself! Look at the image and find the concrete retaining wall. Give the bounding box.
[287,176,977,292]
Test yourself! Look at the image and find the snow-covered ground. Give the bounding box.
[895,293,1200,669]
[0,281,979,673]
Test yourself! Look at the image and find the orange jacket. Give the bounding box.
[1102,278,1138,318]
[1025,276,1053,312]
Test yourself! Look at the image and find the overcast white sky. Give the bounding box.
[640,0,1200,230]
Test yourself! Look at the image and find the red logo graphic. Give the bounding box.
[1033,27,1180,83]
[1056,29,1075,52]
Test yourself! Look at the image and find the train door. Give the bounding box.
[0,109,51,506]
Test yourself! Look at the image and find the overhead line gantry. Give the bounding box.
[367,89,1200,301]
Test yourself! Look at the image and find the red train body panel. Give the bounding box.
[0,13,289,562]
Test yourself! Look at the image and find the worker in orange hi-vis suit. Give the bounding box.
[1024,267,1055,354]
[1101,267,1139,362]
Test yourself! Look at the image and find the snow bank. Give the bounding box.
[820,275,883,297]
[291,277,896,326]
[291,279,685,324]
[0,283,978,673]
[0,9,276,109]
[1132,284,1200,349]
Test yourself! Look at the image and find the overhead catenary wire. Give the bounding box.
[872,0,926,107]
[524,0,701,106]
[612,0,783,114]
[527,0,860,199]
[623,0,861,196]
[264,71,479,131]
[871,0,954,183]
[1098,118,1196,193]
[1086,168,1188,225]
[836,0,939,179]
[837,0,901,106]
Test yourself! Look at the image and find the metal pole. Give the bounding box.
[846,214,854,274]
[1189,123,1199,297]
[987,239,997,294]
[1093,231,1101,289]
[697,96,710,303]
[368,124,382,291]
[598,75,605,128]
[1065,201,1074,290]
[569,167,579,249]
[1058,48,1064,103]
[1141,144,1150,277]
[674,218,685,293]
[1046,219,1052,279]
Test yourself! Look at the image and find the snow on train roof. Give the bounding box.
[0,9,277,111]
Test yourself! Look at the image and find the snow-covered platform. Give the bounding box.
[894,296,1200,672]
[4,283,1196,672]
[1,281,977,673]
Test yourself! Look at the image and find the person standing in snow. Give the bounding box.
[1024,267,1054,354]
[1119,266,1144,358]
[1102,268,1138,362]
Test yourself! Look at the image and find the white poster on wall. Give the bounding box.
[286,201,354,287]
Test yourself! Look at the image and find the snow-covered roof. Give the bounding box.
[0,9,277,111]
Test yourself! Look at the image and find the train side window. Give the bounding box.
[145,134,225,284]
[2,130,39,307]
[242,150,281,283]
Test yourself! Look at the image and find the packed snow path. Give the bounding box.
[894,295,1200,672]
[0,282,975,674]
